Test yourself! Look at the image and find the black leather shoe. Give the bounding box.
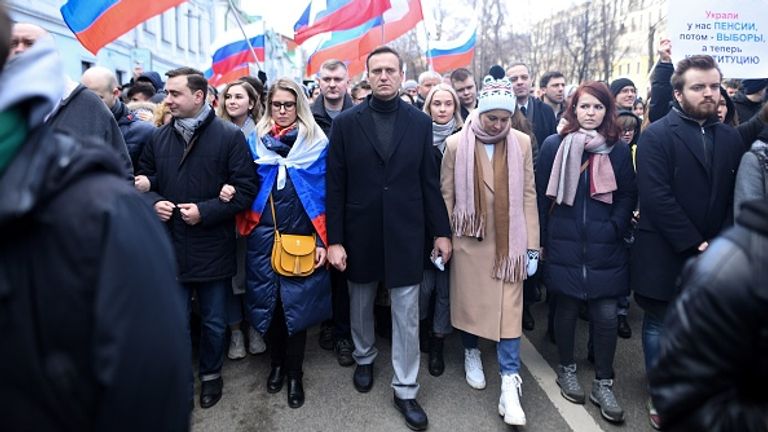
[428,336,444,377]
[334,338,355,367]
[267,366,285,393]
[617,315,632,339]
[353,363,374,393]
[287,376,304,408]
[200,377,223,409]
[522,306,535,331]
[393,395,429,431]
[318,322,334,350]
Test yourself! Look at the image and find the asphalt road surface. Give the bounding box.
[192,297,658,432]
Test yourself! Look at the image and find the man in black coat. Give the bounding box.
[0,21,189,431]
[326,46,452,431]
[649,199,768,432]
[631,55,744,428]
[136,67,257,409]
[311,59,356,366]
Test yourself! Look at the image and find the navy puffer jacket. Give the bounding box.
[245,171,331,336]
[536,134,638,300]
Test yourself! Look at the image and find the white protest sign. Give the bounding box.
[669,0,768,78]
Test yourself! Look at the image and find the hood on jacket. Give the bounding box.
[137,71,164,92]
[0,37,125,226]
[719,86,737,126]
[617,110,642,145]
[0,35,63,126]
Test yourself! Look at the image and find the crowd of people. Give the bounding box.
[1,4,767,430]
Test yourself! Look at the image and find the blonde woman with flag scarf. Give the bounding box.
[235,78,331,409]
[440,75,539,427]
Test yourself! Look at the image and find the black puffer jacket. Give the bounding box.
[112,100,155,168]
[649,199,768,432]
[138,108,258,282]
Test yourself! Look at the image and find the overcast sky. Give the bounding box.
[242,0,582,39]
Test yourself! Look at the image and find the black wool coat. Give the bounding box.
[631,107,744,302]
[326,98,452,288]
[138,109,258,283]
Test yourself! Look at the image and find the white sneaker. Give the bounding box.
[228,329,246,360]
[248,326,266,355]
[498,373,526,426]
[464,348,486,389]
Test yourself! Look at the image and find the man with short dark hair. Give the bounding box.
[136,67,257,410]
[450,67,477,121]
[733,78,767,123]
[506,62,557,155]
[327,46,452,431]
[631,55,744,428]
[539,71,566,119]
[311,58,356,367]
[81,66,155,169]
[127,81,156,102]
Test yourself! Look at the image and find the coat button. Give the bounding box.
[384,186,389,191]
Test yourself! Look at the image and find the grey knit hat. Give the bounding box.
[476,75,516,115]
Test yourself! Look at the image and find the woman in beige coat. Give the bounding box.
[441,75,539,427]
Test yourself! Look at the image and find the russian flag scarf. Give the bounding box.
[236,123,328,246]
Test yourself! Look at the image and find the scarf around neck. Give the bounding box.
[453,110,527,283]
[432,119,455,154]
[546,129,616,206]
[240,116,256,138]
[174,103,211,144]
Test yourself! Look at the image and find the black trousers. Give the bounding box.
[268,296,307,378]
[555,295,618,380]
[330,268,351,340]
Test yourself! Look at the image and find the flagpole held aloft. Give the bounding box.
[227,0,262,71]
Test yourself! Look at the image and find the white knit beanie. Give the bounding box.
[476,75,516,115]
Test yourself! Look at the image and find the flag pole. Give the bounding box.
[227,0,262,72]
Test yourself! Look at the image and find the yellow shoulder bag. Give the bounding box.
[269,194,316,277]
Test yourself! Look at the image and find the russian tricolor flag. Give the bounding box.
[294,0,392,45]
[306,0,423,76]
[61,0,184,54]
[427,25,476,73]
[207,22,265,87]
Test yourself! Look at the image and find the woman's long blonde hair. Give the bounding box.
[256,78,321,145]
[422,83,464,129]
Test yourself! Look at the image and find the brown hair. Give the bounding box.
[561,81,620,143]
[165,67,207,98]
[217,80,262,124]
[671,55,722,92]
[365,46,403,72]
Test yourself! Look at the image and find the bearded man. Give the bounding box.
[630,54,744,428]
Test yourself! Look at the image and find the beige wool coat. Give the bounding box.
[440,130,540,341]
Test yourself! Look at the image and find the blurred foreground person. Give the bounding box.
[0,8,190,430]
[650,199,768,432]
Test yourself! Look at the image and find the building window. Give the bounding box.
[116,70,125,86]
[81,60,94,74]
[162,10,172,42]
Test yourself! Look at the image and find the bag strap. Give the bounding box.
[549,159,590,215]
[269,194,280,237]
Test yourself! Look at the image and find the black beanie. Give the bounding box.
[610,78,636,96]
[741,79,768,95]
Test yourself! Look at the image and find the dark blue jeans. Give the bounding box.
[183,279,228,381]
[635,294,669,374]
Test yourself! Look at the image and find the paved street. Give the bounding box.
[192,298,657,432]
